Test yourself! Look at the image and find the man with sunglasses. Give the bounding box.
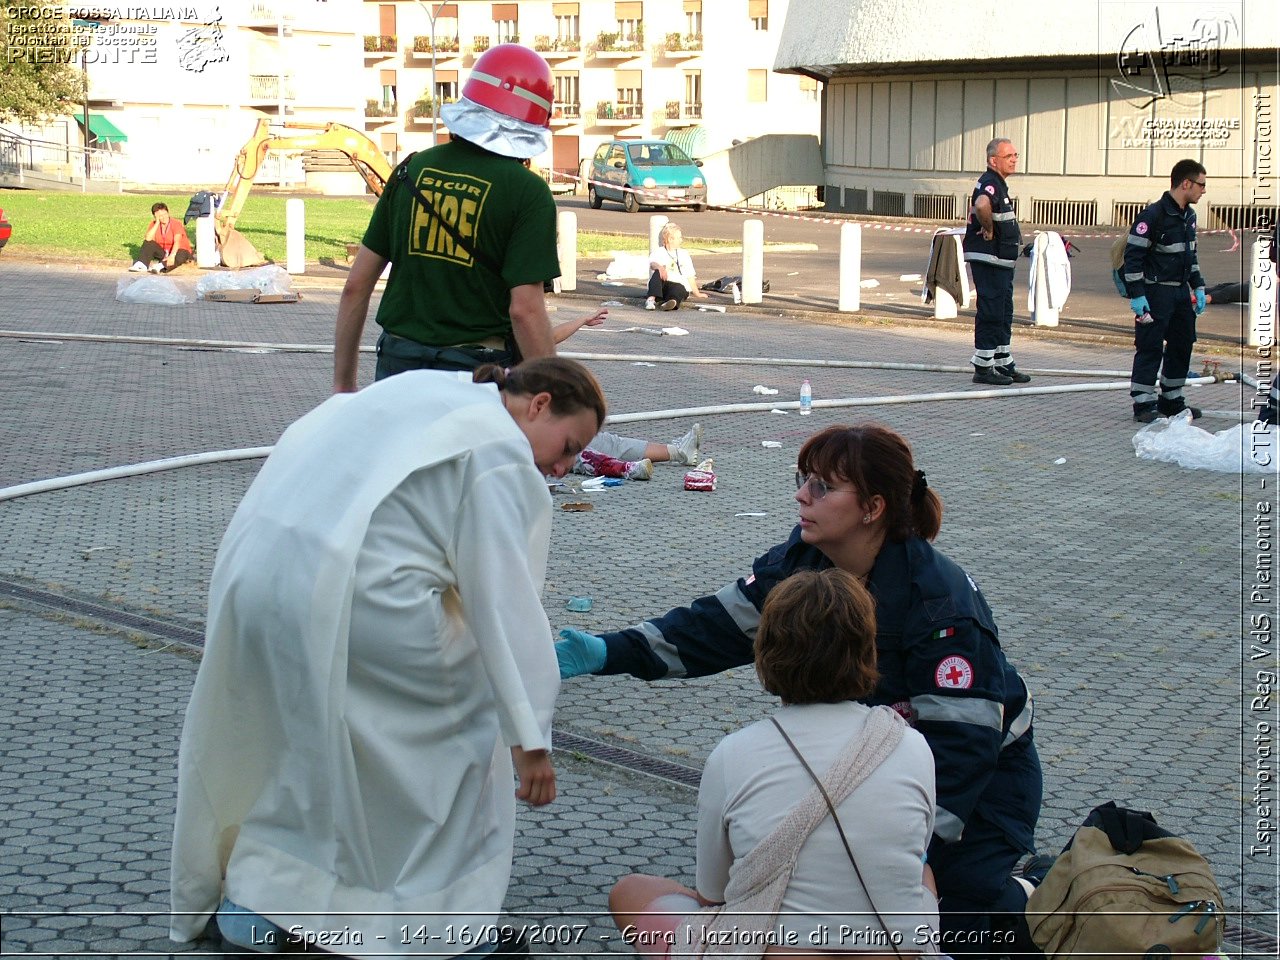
[963,138,1029,386]
[1122,159,1209,424]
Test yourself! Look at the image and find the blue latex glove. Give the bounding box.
[1129,296,1150,317]
[556,628,606,678]
[1194,287,1206,315]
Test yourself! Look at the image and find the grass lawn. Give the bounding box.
[0,190,738,265]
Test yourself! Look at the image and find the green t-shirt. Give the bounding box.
[363,139,560,347]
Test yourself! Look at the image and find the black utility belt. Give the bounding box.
[377,331,514,371]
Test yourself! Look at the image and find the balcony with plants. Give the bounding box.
[594,100,644,126]
[365,99,399,125]
[533,34,580,60]
[661,99,702,127]
[409,35,461,62]
[549,101,581,126]
[408,96,457,125]
[590,27,643,59]
[661,32,702,58]
[363,34,398,57]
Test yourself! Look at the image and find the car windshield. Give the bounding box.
[627,143,693,166]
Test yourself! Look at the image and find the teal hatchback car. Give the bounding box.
[588,139,707,213]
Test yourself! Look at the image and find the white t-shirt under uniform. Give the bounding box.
[652,245,697,293]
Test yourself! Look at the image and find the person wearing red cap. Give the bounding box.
[334,44,561,392]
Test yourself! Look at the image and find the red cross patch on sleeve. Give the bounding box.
[935,655,974,689]
[984,184,996,195]
[1136,221,1149,235]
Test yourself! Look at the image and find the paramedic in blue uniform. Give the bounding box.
[557,423,1044,958]
[963,138,1029,386]
[1122,159,1208,424]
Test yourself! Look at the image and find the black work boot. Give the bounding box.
[996,364,1031,383]
[973,365,1014,386]
[1133,405,1160,424]
[1158,402,1202,420]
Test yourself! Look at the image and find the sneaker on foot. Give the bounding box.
[148,262,164,274]
[668,423,703,465]
[129,261,147,272]
[660,298,679,311]
[624,458,654,480]
[996,364,1031,383]
[644,297,657,310]
[973,367,1014,386]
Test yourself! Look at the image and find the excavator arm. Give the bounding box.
[215,118,393,244]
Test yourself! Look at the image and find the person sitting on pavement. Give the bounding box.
[129,202,193,274]
[609,567,942,959]
[646,223,709,311]
[553,306,704,481]
[557,423,1047,958]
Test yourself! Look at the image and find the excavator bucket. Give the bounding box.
[220,228,266,270]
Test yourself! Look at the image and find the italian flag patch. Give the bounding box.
[932,627,956,640]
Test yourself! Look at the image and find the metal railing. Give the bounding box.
[0,127,126,186]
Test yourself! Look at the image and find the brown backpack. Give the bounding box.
[1026,803,1225,959]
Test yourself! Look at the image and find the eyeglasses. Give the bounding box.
[1190,179,1207,187]
[795,472,856,500]
[996,152,1019,159]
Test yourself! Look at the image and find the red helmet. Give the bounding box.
[461,44,554,128]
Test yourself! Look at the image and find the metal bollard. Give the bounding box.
[648,214,669,259]
[285,199,305,275]
[557,210,577,292]
[838,222,862,312]
[195,215,218,269]
[1249,237,1277,348]
[741,219,764,304]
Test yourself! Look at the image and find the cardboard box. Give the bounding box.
[204,289,301,304]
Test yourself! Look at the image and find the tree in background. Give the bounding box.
[0,3,83,124]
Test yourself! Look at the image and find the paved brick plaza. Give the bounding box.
[0,260,1274,956]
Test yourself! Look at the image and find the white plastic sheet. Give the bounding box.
[114,275,197,305]
[1132,411,1277,474]
[195,265,295,298]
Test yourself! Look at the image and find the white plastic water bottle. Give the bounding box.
[799,379,812,415]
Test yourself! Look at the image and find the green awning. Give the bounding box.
[77,113,128,145]
[664,125,707,159]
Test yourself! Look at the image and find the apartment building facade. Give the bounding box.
[7,0,818,194]
[361,0,820,191]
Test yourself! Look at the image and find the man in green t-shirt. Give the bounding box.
[334,44,560,392]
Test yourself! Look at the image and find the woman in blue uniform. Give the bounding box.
[556,423,1044,958]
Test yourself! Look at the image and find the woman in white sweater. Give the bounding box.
[610,569,941,959]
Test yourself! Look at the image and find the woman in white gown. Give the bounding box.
[170,358,606,956]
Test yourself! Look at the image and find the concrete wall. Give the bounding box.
[700,134,823,206]
[822,65,1279,226]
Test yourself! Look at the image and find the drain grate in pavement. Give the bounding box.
[1225,920,1280,954]
[553,729,701,789]
[0,577,205,649]
[1,577,703,789]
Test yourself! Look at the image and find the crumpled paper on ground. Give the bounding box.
[1132,411,1276,474]
[195,264,295,298]
[115,275,197,305]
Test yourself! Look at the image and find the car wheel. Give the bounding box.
[588,185,602,209]
[692,203,707,213]
[623,189,640,213]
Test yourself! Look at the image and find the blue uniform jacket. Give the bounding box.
[600,530,1037,851]
[962,170,1021,269]
[1122,191,1205,298]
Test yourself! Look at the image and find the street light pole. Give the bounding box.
[82,46,90,184]
[416,2,444,143]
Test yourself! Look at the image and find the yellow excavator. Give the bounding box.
[198,118,393,267]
